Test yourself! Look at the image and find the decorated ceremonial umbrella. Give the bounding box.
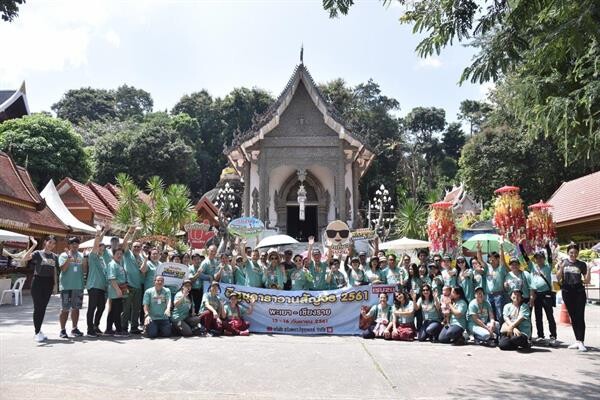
[493,186,526,244]
[526,201,556,247]
[427,201,457,254]
[462,233,516,254]
[256,234,299,249]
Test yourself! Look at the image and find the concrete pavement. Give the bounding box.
[1,293,599,400]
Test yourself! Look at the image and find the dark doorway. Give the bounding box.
[287,206,318,242]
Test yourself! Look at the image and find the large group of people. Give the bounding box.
[20,227,592,352]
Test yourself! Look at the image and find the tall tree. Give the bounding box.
[114,84,153,120]
[1,0,24,22]
[0,113,90,187]
[457,100,491,136]
[52,88,116,125]
[441,122,466,160]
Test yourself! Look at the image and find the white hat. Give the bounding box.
[267,247,278,255]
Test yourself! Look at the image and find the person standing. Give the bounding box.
[239,241,264,288]
[200,245,219,282]
[557,243,591,352]
[188,253,207,313]
[476,241,507,325]
[307,236,329,290]
[86,227,109,337]
[106,247,128,336]
[57,237,86,338]
[289,254,311,290]
[143,275,172,338]
[121,227,143,334]
[456,256,474,302]
[326,259,347,289]
[263,249,287,290]
[21,236,57,342]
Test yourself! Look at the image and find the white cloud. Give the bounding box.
[104,29,121,48]
[415,56,442,69]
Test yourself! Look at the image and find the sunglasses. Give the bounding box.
[457,260,466,263]
[326,229,349,239]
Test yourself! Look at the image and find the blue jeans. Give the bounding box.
[472,321,500,342]
[438,324,464,343]
[147,319,171,338]
[488,293,505,325]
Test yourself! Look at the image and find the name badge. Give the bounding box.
[73,266,78,272]
[157,298,162,304]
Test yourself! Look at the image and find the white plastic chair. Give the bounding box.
[0,277,26,305]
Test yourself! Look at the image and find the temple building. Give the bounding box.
[225,63,374,240]
[0,82,29,123]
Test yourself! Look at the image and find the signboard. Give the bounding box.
[211,282,396,335]
[155,262,189,288]
[351,228,377,241]
[228,217,265,238]
[324,220,352,255]
[186,220,216,249]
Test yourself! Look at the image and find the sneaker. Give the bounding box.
[486,338,497,347]
[130,328,143,335]
[577,342,588,352]
[568,342,580,350]
[548,337,558,347]
[209,329,221,337]
[34,332,46,342]
[239,330,250,336]
[114,331,130,337]
[87,330,98,338]
[71,328,83,337]
[39,331,48,340]
[59,329,69,339]
[104,329,115,335]
[94,327,104,335]
[534,337,546,344]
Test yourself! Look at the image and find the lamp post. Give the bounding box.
[213,182,240,253]
[368,184,395,240]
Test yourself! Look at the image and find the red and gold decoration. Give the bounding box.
[427,201,457,254]
[526,201,556,247]
[493,186,526,243]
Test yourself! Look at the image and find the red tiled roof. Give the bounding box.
[105,183,151,205]
[0,202,68,234]
[57,178,113,218]
[88,182,118,213]
[547,171,600,224]
[16,165,43,203]
[0,152,38,204]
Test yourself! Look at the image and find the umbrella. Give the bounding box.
[79,236,123,249]
[592,242,600,253]
[256,234,299,249]
[0,229,29,243]
[379,237,431,251]
[462,233,515,253]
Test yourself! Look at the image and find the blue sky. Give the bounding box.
[0,0,491,124]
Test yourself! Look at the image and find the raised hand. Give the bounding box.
[308,236,315,245]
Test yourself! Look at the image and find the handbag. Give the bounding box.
[536,267,556,307]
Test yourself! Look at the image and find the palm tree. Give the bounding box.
[395,198,427,239]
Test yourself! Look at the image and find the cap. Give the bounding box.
[351,256,360,262]
[284,249,293,255]
[442,255,452,261]
[474,286,485,293]
[509,257,519,264]
[312,248,321,255]
[456,256,466,262]
[68,237,81,244]
[267,247,278,255]
[358,251,367,256]
[533,250,546,258]
[227,291,239,299]
[210,281,220,287]
[182,279,192,286]
[235,255,243,261]
[379,256,387,262]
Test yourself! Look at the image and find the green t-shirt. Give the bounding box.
[58,251,84,291]
[365,268,384,284]
[503,302,532,337]
[102,249,113,267]
[309,261,329,290]
[484,263,507,294]
[218,264,235,284]
[441,268,457,288]
[234,265,246,286]
[348,268,367,286]
[86,252,107,291]
[393,301,414,325]
[200,292,223,314]
[243,260,264,288]
[417,297,441,322]
[144,261,159,289]
[382,266,404,285]
[528,262,552,292]
[107,259,127,299]
[367,303,391,321]
[290,268,311,290]
[430,275,444,297]
[329,270,347,290]
[458,269,474,302]
[467,298,493,333]
[171,290,192,322]
[450,299,468,329]
[188,264,203,289]
[143,287,171,320]
[200,258,219,280]
[224,303,247,319]
[504,270,532,297]
[123,250,143,289]
[409,277,423,296]
[263,266,287,290]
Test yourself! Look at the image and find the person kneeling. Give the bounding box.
[223,292,255,336]
[171,280,203,336]
[387,290,415,341]
[499,289,532,351]
[199,281,225,336]
[143,276,172,338]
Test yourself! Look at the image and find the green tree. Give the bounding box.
[441,122,466,160]
[0,113,90,187]
[1,0,24,22]
[114,84,153,120]
[457,100,491,136]
[394,198,427,240]
[52,88,117,125]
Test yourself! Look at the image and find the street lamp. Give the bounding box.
[214,182,240,222]
[368,183,395,240]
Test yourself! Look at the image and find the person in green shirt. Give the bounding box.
[467,287,499,345]
[143,275,172,338]
[389,290,415,341]
[199,281,225,335]
[415,283,442,342]
[171,280,202,337]
[476,241,507,325]
[106,247,128,336]
[223,292,255,336]
[200,245,219,281]
[347,256,368,287]
[263,249,287,290]
[307,236,329,290]
[58,236,86,339]
[289,254,311,290]
[188,253,207,313]
[120,226,143,334]
[215,253,236,284]
[86,226,109,337]
[361,293,392,339]
[438,286,469,345]
[440,255,457,288]
[456,256,474,302]
[239,243,264,288]
[499,289,532,350]
[326,259,347,289]
[503,257,534,306]
[364,257,384,285]
[381,254,406,288]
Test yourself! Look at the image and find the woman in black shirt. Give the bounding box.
[556,242,591,352]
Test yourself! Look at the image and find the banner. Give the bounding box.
[211,283,396,335]
[186,221,216,249]
[228,217,265,238]
[351,228,377,241]
[155,262,189,287]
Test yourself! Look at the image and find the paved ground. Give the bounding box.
[1,293,599,400]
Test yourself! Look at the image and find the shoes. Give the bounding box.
[452,336,466,346]
[114,331,130,337]
[87,330,98,338]
[94,327,104,335]
[59,329,69,338]
[239,330,250,336]
[71,328,83,337]
[209,329,221,337]
[534,337,546,345]
[130,328,143,335]
[223,330,233,336]
[577,342,588,352]
[34,332,47,342]
[104,329,115,335]
[548,337,558,347]
[568,342,580,350]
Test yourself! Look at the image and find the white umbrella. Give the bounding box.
[379,237,431,251]
[79,236,123,249]
[256,234,299,249]
[0,229,29,243]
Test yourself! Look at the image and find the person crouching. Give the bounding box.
[143,276,172,338]
[223,292,255,336]
[171,280,203,336]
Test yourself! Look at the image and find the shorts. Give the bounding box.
[61,289,84,310]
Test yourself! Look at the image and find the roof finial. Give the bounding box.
[300,44,304,64]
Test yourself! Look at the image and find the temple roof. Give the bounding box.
[0,82,30,122]
[88,182,119,213]
[547,171,600,225]
[224,63,375,173]
[57,178,113,218]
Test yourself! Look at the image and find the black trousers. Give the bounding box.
[562,286,587,342]
[417,320,443,341]
[191,288,203,314]
[107,298,123,332]
[86,288,106,332]
[499,334,529,350]
[534,291,557,339]
[31,276,54,334]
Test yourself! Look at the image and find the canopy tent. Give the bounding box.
[0,228,29,243]
[379,237,431,251]
[40,180,96,235]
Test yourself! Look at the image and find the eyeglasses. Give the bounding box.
[457,260,466,263]
[326,229,349,239]
[269,257,278,260]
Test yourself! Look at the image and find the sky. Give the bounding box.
[0,0,492,124]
